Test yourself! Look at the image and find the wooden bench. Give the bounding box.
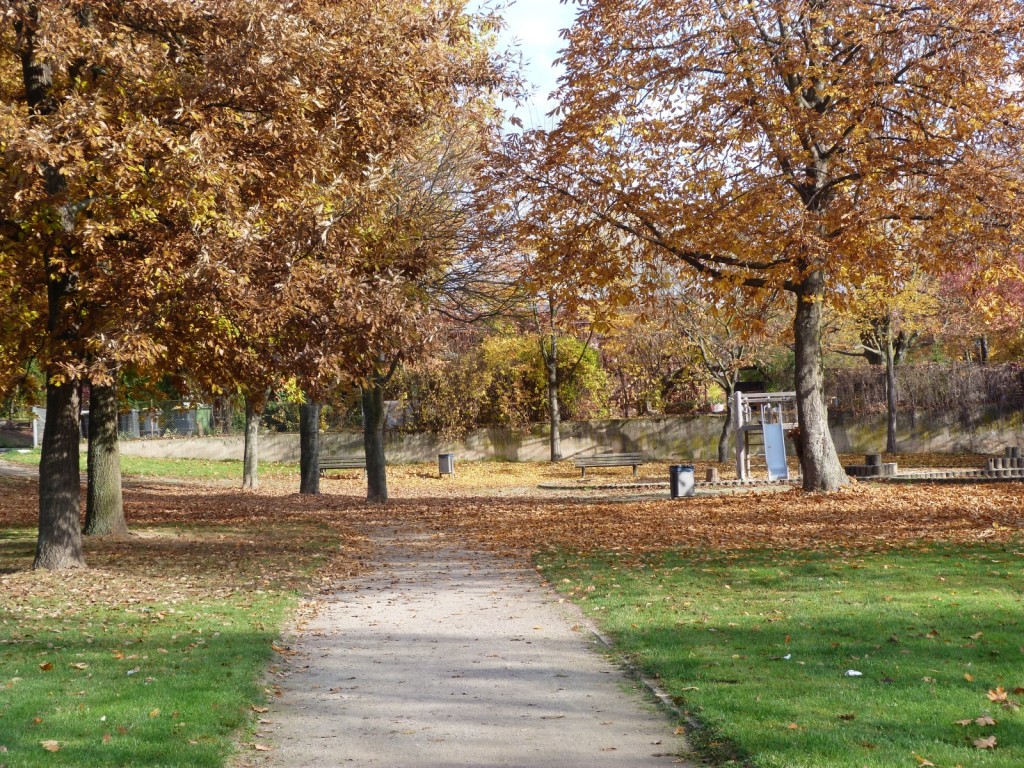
[319,457,366,477]
[573,452,645,478]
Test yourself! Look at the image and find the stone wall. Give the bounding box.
[117,416,729,463]
[829,406,1024,455]
[117,407,1023,463]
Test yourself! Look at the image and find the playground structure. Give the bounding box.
[732,390,798,482]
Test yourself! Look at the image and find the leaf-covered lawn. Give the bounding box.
[0,478,363,768]
[308,475,1023,557]
[2,458,1021,767]
[302,466,1023,767]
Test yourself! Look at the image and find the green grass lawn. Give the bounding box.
[1,449,297,482]
[540,543,1024,768]
[0,580,285,767]
[0,503,352,767]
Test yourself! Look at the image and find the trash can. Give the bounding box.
[669,464,695,499]
[439,452,455,477]
[118,409,141,439]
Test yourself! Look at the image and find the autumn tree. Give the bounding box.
[1,0,505,566]
[400,323,607,436]
[354,117,506,500]
[669,287,787,461]
[529,293,601,461]
[938,253,1024,364]
[497,0,1024,491]
[831,271,938,452]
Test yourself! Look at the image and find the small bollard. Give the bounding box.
[706,467,720,483]
[438,452,455,478]
[669,464,695,499]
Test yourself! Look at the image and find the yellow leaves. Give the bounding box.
[39,740,61,752]
[913,755,935,767]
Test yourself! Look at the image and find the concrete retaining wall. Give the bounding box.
[830,405,1024,455]
[117,416,728,463]
[117,407,1023,463]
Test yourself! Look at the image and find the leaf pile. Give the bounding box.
[312,479,1023,559]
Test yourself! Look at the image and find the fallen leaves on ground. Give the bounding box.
[290,477,1022,559]
[2,461,1021,574]
[987,687,1022,711]
[0,476,368,651]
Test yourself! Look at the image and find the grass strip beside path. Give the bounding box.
[0,478,360,767]
[539,544,1024,768]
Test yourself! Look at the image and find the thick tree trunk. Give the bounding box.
[34,373,85,569]
[717,388,734,464]
[884,334,898,454]
[298,402,320,495]
[242,396,259,490]
[84,379,126,536]
[546,335,561,462]
[362,382,388,503]
[793,275,848,491]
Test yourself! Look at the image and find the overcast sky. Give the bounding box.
[478,0,579,128]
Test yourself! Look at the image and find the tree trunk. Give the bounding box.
[34,372,85,569]
[299,402,320,495]
[717,386,734,464]
[24,10,87,568]
[84,379,126,536]
[546,334,562,462]
[977,335,989,365]
[362,381,388,503]
[793,274,848,491]
[242,396,259,490]
[884,332,898,454]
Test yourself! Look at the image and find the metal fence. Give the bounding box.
[103,398,366,439]
[826,362,1024,414]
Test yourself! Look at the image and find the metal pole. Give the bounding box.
[733,390,746,481]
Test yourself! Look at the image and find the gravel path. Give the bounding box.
[252,529,691,767]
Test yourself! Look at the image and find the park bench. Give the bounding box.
[319,456,366,477]
[573,452,645,478]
